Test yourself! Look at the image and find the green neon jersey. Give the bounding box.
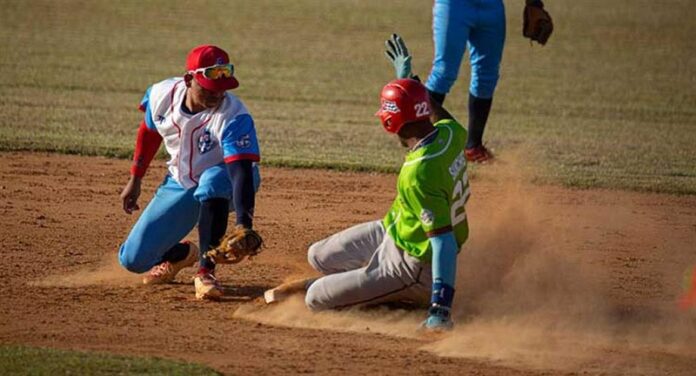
[383,119,471,261]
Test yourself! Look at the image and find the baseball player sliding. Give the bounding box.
[118,45,262,300]
[267,36,470,331]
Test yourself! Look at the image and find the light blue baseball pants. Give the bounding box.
[118,163,260,273]
[425,0,506,99]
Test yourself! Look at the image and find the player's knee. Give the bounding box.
[470,70,499,99]
[307,243,320,270]
[427,66,458,95]
[304,282,330,312]
[118,243,151,273]
[307,242,331,274]
[194,188,230,203]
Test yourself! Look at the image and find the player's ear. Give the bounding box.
[184,73,194,87]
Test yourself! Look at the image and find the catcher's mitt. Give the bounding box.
[523,0,553,45]
[205,226,263,264]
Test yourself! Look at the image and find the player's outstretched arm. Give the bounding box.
[422,232,458,331]
[384,34,413,79]
[226,160,255,228]
[382,34,456,123]
[203,160,263,265]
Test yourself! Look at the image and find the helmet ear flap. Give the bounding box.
[383,117,396,133]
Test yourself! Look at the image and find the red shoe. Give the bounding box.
[465,145,494,163]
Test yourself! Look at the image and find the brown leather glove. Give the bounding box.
[204,225,263,264]
[523,0,553,45]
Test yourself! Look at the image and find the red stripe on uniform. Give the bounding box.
[224,154,260,163]
[188,118,213,184]
[171,119,182,174]
[169,81,182,113]
[426,226,453,237]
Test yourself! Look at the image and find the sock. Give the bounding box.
[198,198,230,271]
[467,93,493,149]
[161,242,190,263]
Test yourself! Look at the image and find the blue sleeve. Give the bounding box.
[430,231,458,308]
[431,232,457,286]
[139,86,156,131]
[226,160,255,228]
[221,114,260,163]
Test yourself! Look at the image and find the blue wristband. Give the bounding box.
[431,279,455,308]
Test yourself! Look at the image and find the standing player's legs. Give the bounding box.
[119,175,199,273]
[307,220,384,275]
[306,232,431,311]
[466,0,506,151]
[425,0,473,103]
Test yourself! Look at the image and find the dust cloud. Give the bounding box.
[234,296,424,339]
[236,151,696,373]
[424,152,696,373]
[31,254,140,287]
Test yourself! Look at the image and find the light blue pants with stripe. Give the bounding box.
[118,163,260,273]
[425,0,506,99]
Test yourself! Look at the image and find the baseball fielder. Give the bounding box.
[298,43,471,329]
[386,0,552,163]
[118,45,261,300]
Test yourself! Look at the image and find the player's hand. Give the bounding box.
[421,305,454,332]
[384,34,413,79]
[120,176,142,214]
[523,0,553,45]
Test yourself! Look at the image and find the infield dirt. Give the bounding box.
[1,152,695,375]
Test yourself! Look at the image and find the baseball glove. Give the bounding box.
[523,0,553,45]
[205,226,263,264]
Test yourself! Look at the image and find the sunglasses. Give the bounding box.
[188,63,235,80]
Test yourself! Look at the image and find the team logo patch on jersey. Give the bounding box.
[420,208,434,226]
[197,129,216,154]
[381,100,400,114]
[235,134,252,149]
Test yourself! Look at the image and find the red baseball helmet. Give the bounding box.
[375,78,431,134]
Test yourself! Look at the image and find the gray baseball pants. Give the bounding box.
[305,220,432,310]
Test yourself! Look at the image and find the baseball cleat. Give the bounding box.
[465,145,494,163]
[263,277,316,304]
[194,269,224,300]
[143,242,199,285]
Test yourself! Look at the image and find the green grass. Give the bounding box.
[0,0,694,193]
[0,345,219,375]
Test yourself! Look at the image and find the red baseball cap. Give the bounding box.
[186,45,239,91]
